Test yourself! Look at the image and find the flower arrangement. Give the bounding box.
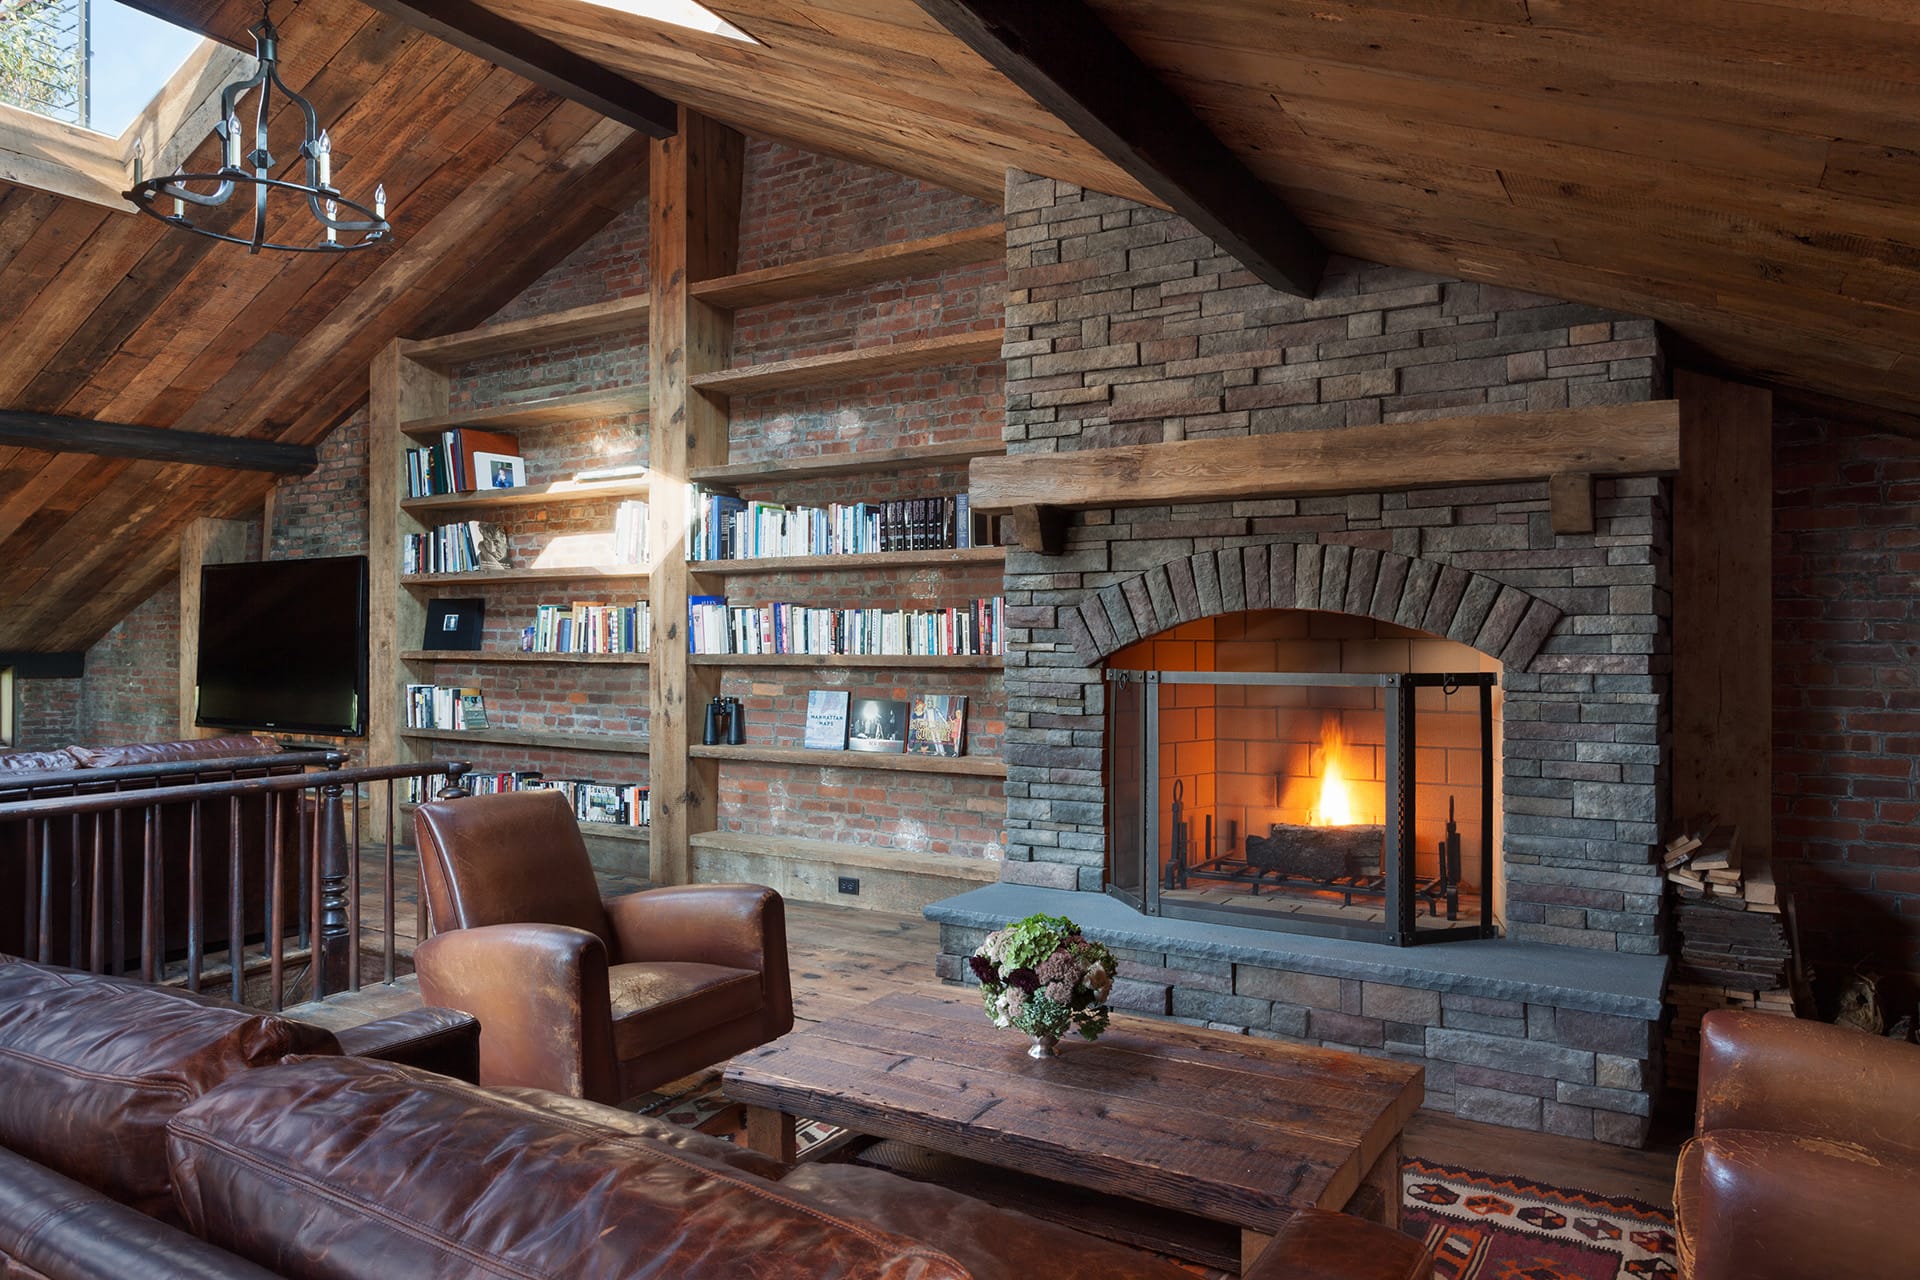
[968,913,1118,1055]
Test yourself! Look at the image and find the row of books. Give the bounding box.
[527,601,651,654]
[687,488,992,561]
[612,499,649,565]
[405,684,489,731]
[406,428,525,498]
[406,771,649,827]
[687,597,1004,656]
[803,691,967,757]
[405,521,508,575]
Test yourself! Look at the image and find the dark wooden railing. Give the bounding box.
[0,757,469,1010]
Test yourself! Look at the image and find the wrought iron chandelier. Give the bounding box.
[123,9,389,254]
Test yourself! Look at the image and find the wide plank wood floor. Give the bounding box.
[293,896,1682,1210]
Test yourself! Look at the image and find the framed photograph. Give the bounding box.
[905,694,967,757]
[471,451,526,489]
[803,689,850,750]
[422,597,485,650]
[846,697,909,753]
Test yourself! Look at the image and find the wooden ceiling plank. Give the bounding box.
[357,0,679,136]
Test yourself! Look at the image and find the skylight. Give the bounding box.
[577,0,758,44]
[0,0,207,137]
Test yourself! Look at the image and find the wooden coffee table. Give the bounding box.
[723,991,1422,1272]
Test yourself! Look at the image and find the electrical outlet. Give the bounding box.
[837,876,860,896]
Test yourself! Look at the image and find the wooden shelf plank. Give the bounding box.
[970,400,1682,515]
[400,389,645,438]
[690,330,1004,398]
[403,565,647,586]
[690,547,1004,576]
[399,800,649,842]
[688,829,998,882]
[689,653,1000,670]
[400,727,650,754]
[401,475,651,514]
[690,439,1003,486]
[689,744,1004,777]
[691,226,1003,309]
[402,650,650,666]
[400,296,650,367]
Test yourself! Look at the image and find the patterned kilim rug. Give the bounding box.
[1402,1157,1678,1280]
[628,1077,1677,1280]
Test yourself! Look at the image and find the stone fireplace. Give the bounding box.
[930,172,1674,1146]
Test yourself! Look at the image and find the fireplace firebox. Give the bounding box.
[1107,669,1497,946]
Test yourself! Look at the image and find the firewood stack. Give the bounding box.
[1661,819,1802,1091]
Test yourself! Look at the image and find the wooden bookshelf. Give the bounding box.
[691,226,1001,309]
[690,439,1002,486]
[400,296,650,367]
[402,650,650,666]
[689,330,1004,398]
[688,653,999,670]
[399,801,650,846]
[401,475,651,514]
[688,744,1005,777]
[400,389,644,438]
[402,565,647,586]
[401,727,650,754]
[691,547,1004,576]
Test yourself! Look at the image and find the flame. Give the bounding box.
[1314,717,1356,827]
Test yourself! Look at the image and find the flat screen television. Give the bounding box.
[194,555,369,737]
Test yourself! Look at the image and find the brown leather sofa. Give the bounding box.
[0,736,309,968]
[1675,1009,1920,1280]
[0,956,1433,1280]
[414,790,794,1101]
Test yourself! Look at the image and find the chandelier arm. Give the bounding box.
[157,178,239,208]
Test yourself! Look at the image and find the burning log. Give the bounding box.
[1245,822,1384,880]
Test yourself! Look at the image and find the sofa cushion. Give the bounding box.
[67,736,282,769]
[0,748,80,775]
[482,1084,788,1180]
[168,1056,973,1280]
[0,958,338,1221]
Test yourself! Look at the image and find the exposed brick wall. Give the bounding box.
[77,584,181,746]
[11,676,81,749]
[999,170,1671,955]
[1774,407,1920,1012]
[271,409,369,559]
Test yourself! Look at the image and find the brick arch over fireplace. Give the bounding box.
[1059,544,1565,673]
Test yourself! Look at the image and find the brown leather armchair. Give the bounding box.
[411,791,793,1104]
[1675,1010,1920,1280]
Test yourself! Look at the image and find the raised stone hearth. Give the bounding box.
[939,172,1676,1145]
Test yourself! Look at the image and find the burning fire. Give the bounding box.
[1314,717,1357,827]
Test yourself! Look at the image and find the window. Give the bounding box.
[575,0,758,43]
[0,0,207,135]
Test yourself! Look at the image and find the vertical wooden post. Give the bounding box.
[178,516,253,737]
[648,109,742,886]
[369,341,449,837]
[1673,370,1773,851]
[315,763,351,999]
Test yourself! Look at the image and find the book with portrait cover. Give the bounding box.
[802,689,849,750]
[846,697,909,753]
[905,694,967,757]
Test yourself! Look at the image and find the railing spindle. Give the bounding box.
[34,818,51,965]
[89,814,105,973]
[110,811,125,977]
[270,793,285,1011]
[67,814,83,968]
[384,780,397,986]
[139,806,157,983]
[229,793,244,1003]
[348,781,362,993]
[187,798,203,994]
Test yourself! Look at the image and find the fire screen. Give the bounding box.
[1106,669,1497,945]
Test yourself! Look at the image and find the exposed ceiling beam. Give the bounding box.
[357,0,679,138]
[912,0,1325,298]
[0,412,318,475]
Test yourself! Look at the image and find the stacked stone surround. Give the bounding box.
[995,170,1673,957]
[952,172,1675,1144]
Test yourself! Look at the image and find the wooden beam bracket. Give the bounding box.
[1548,472,1596,535]
[1009,504,1069,555]
[0,411,317,475]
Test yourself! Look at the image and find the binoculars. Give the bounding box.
[703,696,745,746]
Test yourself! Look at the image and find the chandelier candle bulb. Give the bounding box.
[130,137,142,185]
[171,170,184,219]
[375,184,385,219]
[317,130,331,188]
[226,115,241,169]
[325,200,338,245]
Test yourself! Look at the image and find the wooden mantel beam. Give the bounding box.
[970,401,1679,551]
[0,410,318,475]
[358,0,679,138]
[913,0,1326,297]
